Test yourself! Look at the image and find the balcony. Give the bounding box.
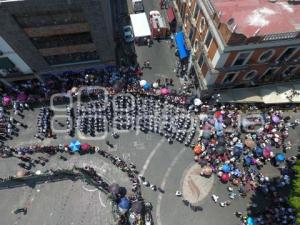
[39,44,97,56]
[24,23,91,37]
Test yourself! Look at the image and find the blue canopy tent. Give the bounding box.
[175,32,189,60]
[69,140,81,152]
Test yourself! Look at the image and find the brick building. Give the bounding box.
[0,0,115,83]
[174,0,300,93]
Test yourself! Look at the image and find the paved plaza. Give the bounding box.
[0,101,299,225]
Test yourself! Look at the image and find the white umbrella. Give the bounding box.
[194,98,202,106]
[139,80,147,87]
[153,82,159,89]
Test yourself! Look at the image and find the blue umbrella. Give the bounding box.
[222,164,231,173]
[254,147,263,157]
[69,140,81,152]
[233,168,241,177]
[235,142,244,149]
[118,197,130,210]
[276,153,285,162]
[244,156,252,166]
[233,146,243,156]
[247,216,255,225]
[143,83,151,90]
[214,120,223,131]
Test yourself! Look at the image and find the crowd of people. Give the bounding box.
[0,69,299,224]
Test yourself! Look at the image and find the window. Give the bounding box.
[258,50,275,63]
[184,14,188,27]
[193,3,200,20]
[243,70,257,80]
[283,66,297,77]
[204,30,212,49]
[277,47,297,62]
[260,67,278,81]
[232,51,252,66]
[198,54,204,68]
[200,17,206,32]
[189,27,195,41]
[194,39,199,51]
[223,72,237,84]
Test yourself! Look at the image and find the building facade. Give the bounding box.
[174,0,300,93]
[0,0,115,82]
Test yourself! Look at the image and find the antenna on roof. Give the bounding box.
[253,28,261,36]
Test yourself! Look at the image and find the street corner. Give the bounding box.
[182,163,215,204]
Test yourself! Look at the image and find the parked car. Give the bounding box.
[123,25,134,43]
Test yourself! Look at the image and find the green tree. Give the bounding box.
[289,160,300,224]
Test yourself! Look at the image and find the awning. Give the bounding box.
[175,31,189,59]
[167,7,176,23]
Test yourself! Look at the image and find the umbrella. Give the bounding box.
[81,143,90,152]
[143,83,151,90]
[202,130,211,139]
[214,120,223,131]
[17,92,28,102]
[193,98,202,106]
[221,173,230,182]
[233,145,243,156]
[131,201,143,214]
[194,144,202,155]
[202,166,213,176]
[217,136,225,145]
[247,216,255,225]
[263,147,271,158]
[118,197,130,210]
[152,82,159,88]
[232,168,241,177]
[2,96,11,106]
[69,140,81,152]
[160,87,169,95]
[198,158,208,167]
[139,80,147,87]
[16,170,28,178]
[214,111,222,118]
[272,115,280,124]
[216,144,225,154]
[276,153,285,162]
[244,138,256,149]
[244,156,253,166]
[222,164,231,173]
[254,147,263,157]
[109,183,120,195]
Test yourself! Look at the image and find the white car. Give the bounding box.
[123,25,134,43]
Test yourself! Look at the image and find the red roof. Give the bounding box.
[167,7,176,23]
[211,0,300,37]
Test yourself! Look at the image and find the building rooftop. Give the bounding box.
[212,0,300,38]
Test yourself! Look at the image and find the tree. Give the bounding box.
[289,160,300,224]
